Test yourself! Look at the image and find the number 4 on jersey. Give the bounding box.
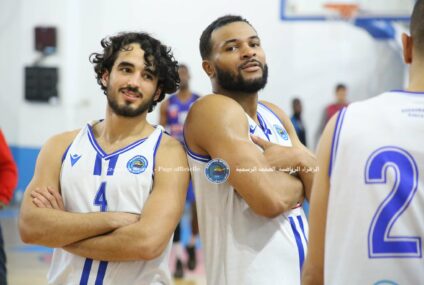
[94,182,108,212]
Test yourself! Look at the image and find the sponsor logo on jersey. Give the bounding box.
[127,155,148,174]
[205,159,230,184]
[274,124,289,140]
[70,154,82,166]
[249,125,257,134]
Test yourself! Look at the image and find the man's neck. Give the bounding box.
[408,61,424,92]
[99,107,150,144]
[213,86,258,120]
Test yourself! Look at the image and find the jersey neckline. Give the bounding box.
[86,122,160,159]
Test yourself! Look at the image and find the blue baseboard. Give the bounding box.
[10,146,40,202]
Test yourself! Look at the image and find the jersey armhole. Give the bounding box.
[329,107,347,177]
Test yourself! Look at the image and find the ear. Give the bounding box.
[154,87,162,101]
[202,60,215,78]
[101,70,110,87]
[402,33,413,64]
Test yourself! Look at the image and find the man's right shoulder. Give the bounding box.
[43,129,81,152]
[189,94,244,117]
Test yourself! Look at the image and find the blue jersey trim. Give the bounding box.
[186,148,211,163]
[329,107,347,177]
[297,215,308,243]
[61,143,72,163]
[152,130,163,176]
[93,154,102,176]
[257,112,271,141]
[80,258,93,285]
[289,216,305,272]
[258,102,285,126]
[183,130,211,162]
[390,90,424,95]
[106,155,119,176]
[87,123,148,159]
[95,261,108,285]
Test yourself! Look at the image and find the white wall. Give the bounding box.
[0,0,406,148]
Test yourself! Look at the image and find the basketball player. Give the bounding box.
[160,64,200,277]
[184,15,316,284]
[302,1,424,284]
[19,32,189,285]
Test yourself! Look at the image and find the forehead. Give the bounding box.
[115,43,147,64]
[211,21,258,48]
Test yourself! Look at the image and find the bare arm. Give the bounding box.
[19,132,138,248]
[63,135,189,261]
[184,95,303,218]
[258,101,317,201]
[302,114,337,285]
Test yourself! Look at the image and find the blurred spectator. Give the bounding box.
[290,98,307,146]
[316,83,349,145]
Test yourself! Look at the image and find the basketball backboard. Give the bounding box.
[280,0,415,21]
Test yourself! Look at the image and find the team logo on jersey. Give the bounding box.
[70,154,82,166]
[274,125,289,140]
[127,155,148,174]
[205,159,230,184]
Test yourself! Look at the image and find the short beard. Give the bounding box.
[106,89,155,117]
[216,64,268,93]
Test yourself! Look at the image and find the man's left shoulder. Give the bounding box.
[158,133,185,154]
[259,100,289,121]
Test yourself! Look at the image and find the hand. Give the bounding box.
[31,186,65,210]
[112,212,140,228]
[251,135,301,171]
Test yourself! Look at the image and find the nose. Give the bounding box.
[241,43,256,59]
[127,73,142,88]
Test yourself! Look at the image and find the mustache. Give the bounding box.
[119,86,142,96]
[239,59,264,70]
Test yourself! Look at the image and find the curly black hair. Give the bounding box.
[199,15,253,60]
[90,32,180,112]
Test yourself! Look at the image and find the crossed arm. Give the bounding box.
[63,136,189,261]
[19,131,189,261]
[254,101,317,201]
[19,131,138,248]
[302,114,337,285]
[184,95,304,218]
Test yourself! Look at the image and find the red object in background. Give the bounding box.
[0,130,18,204]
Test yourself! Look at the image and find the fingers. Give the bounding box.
[251,135,272,150]
[31,187,64,210]
[47,187,65,210]
[31,189,52,208]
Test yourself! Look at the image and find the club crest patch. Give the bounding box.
[127,155,148,174]
[205,159,230,184]
[274,124,289,140]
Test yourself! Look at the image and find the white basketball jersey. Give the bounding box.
[186,102,308,285]
[47,122,172,285]
[326,91,424,285]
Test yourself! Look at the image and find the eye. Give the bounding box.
[250,42,260,48]
[143,73,154,80]
[225,46,237,52]
[120,67,132,73]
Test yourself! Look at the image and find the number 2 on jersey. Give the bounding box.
[365,146,421,258]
